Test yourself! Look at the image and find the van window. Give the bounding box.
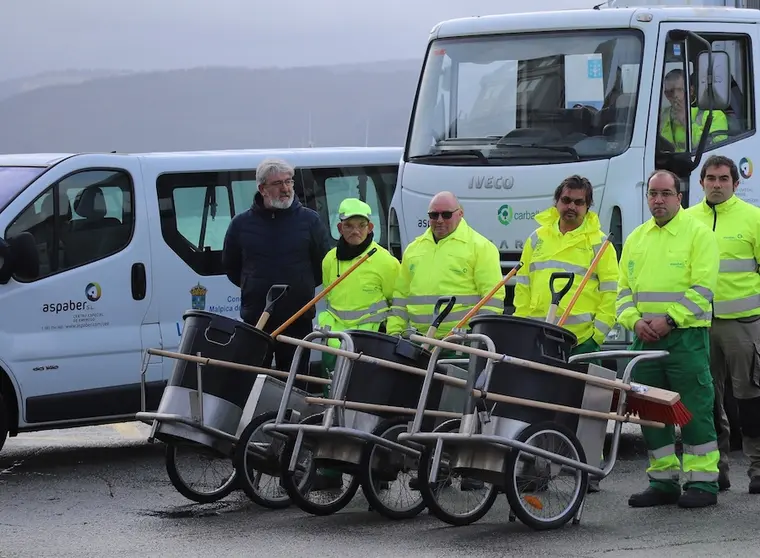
[157,170,305,275]
[300,165,398,248]
[5,169,135,281]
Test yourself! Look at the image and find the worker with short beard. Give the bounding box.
[514,174,619,493]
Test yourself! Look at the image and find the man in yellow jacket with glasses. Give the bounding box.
[617,169,720,509]
[685,154,760,494]
[514,174,619,493]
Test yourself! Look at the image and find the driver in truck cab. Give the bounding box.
[659,69,728,151]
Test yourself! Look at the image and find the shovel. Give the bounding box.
[255,284,290,330]
[421,296,457,351]
[545,272,575,324]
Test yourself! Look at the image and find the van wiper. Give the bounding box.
[409,149,490,165]
[501,144,580,161]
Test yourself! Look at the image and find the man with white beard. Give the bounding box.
[223,158,331,392]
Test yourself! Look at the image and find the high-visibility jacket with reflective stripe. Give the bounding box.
[317,241,400,344]
[616,209,719,331]
[514,208,618,346]
[685,195,760,319]
[386,218,505,339]
[660,107,728,151]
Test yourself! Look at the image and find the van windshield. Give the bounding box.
[407,29,644,165]
[0,166,46,211]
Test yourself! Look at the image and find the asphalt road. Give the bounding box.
[1,422,758,558]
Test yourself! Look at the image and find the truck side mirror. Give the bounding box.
[0,232,40,284]
[697,50,730,112]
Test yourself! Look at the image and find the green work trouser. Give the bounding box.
[630,327,720,495]
[572,337,602,366]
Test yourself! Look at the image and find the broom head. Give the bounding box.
[610,387,693,427]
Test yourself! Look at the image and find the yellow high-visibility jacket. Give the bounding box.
[685,195,760,319]
[317,241,400,346]
[386,218,504,339]
[616,208,719,331]
[514,208,618,346]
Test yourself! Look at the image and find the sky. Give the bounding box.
[1,0,602,81]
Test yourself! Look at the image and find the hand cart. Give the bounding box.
[397,314,670,530]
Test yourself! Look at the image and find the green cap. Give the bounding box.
[338,198,372,220]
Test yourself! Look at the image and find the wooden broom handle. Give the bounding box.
[271,247,377,338]
[556,237,613,327]
[443,262,524,338]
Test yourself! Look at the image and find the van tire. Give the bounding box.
[0,393,8,453]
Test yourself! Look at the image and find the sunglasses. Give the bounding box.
[559,196,587,207]
[428,210,458,220]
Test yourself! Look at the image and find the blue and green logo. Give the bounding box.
[498,204,513,226]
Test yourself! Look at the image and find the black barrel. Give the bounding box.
[169,311,275,408]
[468,315,587,431]
[342,330,445,427]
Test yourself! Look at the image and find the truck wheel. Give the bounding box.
[0,393,8,453]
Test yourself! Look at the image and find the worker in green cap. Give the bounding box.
[313,197,400,490]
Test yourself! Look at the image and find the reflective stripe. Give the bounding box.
[648,444,676,460]
[682,441,718,456]
[616,301,635,316]
[684,471,719,482]
[393,294,487,306]
[595,320,611,335]
[641,311,713,320]
[648,470,681,481]
[599,281,617,292]
[387,308,408,319]
[326,300,389,321]
[592,236,608,256]
[617,288,632,301]
[719,258,758,273]
[561,313,593,325]
[633,288,712,319]
[515,276,530,285]
[714,293,760,315]
[409,307,500,323]
[529,260,598,280]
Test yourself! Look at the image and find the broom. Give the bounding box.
[555,233,692,427]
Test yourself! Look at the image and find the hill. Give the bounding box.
[0,61,423,154]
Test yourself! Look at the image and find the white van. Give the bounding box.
[0,146,403,451]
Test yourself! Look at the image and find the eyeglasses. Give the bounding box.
[265,178,295,187]
[428,209,459,220]
[647,190,678,199]
[559,196,587,207]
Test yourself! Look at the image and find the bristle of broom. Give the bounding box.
[609,392,693,426]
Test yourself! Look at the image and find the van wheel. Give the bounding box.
[0,393,8,453]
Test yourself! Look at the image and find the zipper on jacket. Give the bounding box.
[711,205,717,231]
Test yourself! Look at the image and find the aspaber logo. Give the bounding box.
[42,283,101,314]
[497,204,540,227]
[86,282,102,302]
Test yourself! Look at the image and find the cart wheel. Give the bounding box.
[233,410,291,509]
[503,421,588,531]
[165,441,237,504]
[417,418,498,527]
[359,417,426,520]
[279,412,361,516]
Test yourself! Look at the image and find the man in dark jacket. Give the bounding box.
[222,158,332,393]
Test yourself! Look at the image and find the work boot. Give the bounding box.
[628,486,680,507]
[718,470,731,491]
[749,477,760,494]
[678,487,717,508]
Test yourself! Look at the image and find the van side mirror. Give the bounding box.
[0,232,40,284]
[697,50,730,112]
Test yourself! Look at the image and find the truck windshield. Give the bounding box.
[407,29,644,165]
[0,166,46,211]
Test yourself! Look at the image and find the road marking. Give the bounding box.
[112,423,146,439]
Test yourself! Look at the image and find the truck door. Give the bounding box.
[645,22,756,205]
[0,155,156,425]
